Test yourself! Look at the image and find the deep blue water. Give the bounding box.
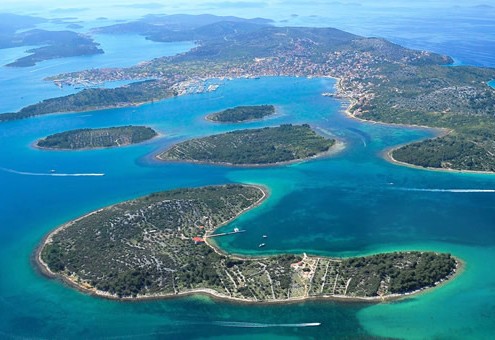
[1,10,495,339]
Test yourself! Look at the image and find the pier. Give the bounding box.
[206,229,246,238]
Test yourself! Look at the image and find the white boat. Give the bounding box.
[258,243,266,248]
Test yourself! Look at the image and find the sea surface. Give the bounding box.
[1,12,495,340]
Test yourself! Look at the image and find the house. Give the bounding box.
[192,236,205,244]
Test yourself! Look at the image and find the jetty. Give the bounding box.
[206,229,246,238]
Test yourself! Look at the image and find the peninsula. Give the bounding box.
[0,25,103,67]
[0,80,172,122]
[206,105,275,123]
[37,184,458,301]
[157,124,336,166]
[2,14,494,171]
[36,126,157,150]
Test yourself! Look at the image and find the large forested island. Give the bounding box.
[36,126,157,150]
[206,105,275,123]
[37,184,458,301]
[157,124,335,165]
[2,14,495,171]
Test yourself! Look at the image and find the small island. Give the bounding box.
[157,124,336,166]
[206,105,275,123]
[37,184,458,301]
[37,126,157,150]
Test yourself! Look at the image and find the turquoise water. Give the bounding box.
[0,34,194,113]
[1,74,495,339]
[1,20,495,339]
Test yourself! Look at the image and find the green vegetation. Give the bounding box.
[207,105,275,122]
[341,252,456,296]
[40,184,266,298]
[37,126,157,150]
[0,80,173,122]
[158,124,335,165]
[1,29,103,67]
[3,15,493,171]
[392,133,495,172]
[345,63,495,171]
[38,184,457,300]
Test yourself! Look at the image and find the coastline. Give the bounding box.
[34,182,461,305]
[155,139,345,168]
[204,106,278,124]
[35,246,461,305]
[32,75,467,305]
[383,144,495,175]
[34,184,270,294]
[33,127,161,152]
[334,78,495,176]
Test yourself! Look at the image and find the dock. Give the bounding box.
[206,229,246,238]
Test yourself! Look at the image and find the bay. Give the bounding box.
[1,12,495,339]
[1,75,495,339]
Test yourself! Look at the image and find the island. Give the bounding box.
[0,27,103,67]
[157,124,336,166]
[206,105,275,123]
[36,126,157,150]
[2,14,495,172]
[36,184,458,301]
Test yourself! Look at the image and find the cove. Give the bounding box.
[1,76,495,339]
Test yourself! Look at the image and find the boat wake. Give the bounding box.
[0,167,104,177]
[396,187,495,193]
[212,321,321,328]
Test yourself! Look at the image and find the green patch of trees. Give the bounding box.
[37,126,157,150]
[207,105,275,122]
[392,134,495,172]
[159,124,335,165]
[0,80,172,122]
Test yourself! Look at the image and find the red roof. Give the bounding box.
[192,237,205,243]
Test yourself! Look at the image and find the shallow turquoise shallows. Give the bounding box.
[1,31,495,339]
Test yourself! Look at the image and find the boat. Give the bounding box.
[258,243,266,248]
[262,235,268,238]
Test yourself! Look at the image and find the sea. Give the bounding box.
[1,6,495,339]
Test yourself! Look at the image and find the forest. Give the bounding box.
[207,105,275,122]
[37,126,157,150]
[39,184,457,301]
[159,124,335,165]
[0,80,173,122]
